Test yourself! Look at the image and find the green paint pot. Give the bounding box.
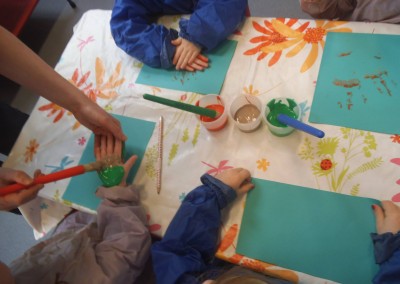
[263,98,301,137]
[98,165,125,187]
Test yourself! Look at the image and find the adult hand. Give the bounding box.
[94,134,137,186]
[215,168,254,194]
[172,37,208,71]
[373,201,400,234]
[0,168,43,211]
[73,99,127,141]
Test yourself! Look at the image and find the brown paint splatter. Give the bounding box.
[333,79,360,88]
[338,51,352,57]
[364,71,392,96]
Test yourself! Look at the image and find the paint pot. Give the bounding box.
[230,95,262,132]
[263,97,301,137]
[196,95,228,131]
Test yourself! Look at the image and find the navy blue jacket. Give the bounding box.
[151,174,237,283]
[371,231,400,283]
[110,0,247,69]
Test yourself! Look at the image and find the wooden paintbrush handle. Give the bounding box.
[0,165,86,197]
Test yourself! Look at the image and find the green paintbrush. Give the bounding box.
[143,94,218,118]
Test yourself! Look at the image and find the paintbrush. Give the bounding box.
[143,94,219,118]
[0,160,105,197]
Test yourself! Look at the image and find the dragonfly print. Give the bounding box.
[202,160,234,176]
[44,156,74,173]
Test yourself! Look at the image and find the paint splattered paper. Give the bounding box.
[135,40,238,94]
[62,115,155,210]
[309,32,400,134]
[237,178,379,284]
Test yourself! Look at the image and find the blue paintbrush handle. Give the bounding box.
[277,114,325,138]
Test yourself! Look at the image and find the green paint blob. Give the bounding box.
[98,165,125,187]
[266,98,298,127]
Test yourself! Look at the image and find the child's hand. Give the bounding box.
[94,134,137,186]
[214,168,254,195]
[172,37,208,71]
[373,201,400,234]
[0,168,43,211]
[185,54,209,72]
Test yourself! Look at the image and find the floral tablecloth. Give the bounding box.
[5,10,400,283]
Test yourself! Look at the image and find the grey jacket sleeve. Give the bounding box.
[300,0,355,20]
[94,185,152,283]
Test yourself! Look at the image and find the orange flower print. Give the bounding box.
[257,158,270,172]
[262,19,352,72]
[24,139,39,163]
[391,134,400,144]
[38,103,66,123]
[244,18,309,67]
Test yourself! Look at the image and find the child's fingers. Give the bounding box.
[239,182,255,194]
[177,51,191,70]
[173,47,183,66]
[114,139,122,160]
[197,54,209,63]
[185,65,195,72]
[373,204,384,227]
[188,62,204,71]
[188,50,200,65]
[193,58,208,68]
[171,38,182,46]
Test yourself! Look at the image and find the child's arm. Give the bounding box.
[371,201,400,283]
[178,0,247,52]
[151,168,253,284]
[110,0,178,69]
[92,135,151,282]
[299,0,355,20]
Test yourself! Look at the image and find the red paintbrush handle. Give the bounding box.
[0,165,85,197]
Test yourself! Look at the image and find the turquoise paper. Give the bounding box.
[309,32,400,134]
[135,40,238,94]
[62,115,155,210]
[237,178,379,284]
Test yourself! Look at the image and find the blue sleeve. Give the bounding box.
[179,0,247,51]
[151,174,236,284]
[371,232,400,283]
[110,0,178,69]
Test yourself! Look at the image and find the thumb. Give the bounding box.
[171,38,182,46]
[123,155,138,177]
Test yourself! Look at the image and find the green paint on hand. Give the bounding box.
[267,98,297,127]
[98,165,125,187]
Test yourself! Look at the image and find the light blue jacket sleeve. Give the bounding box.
[151,174,236,284]
[371,231,400,283]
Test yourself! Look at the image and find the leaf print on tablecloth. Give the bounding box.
[24,139,39,163]
[218,224,238,253]
[298,128,382,193]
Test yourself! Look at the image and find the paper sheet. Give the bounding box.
[309,32,400,134]
[62,115,156,210]
[136,40,238,94]
[237,178,379,283]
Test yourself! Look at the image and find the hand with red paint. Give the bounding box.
[171,37,209,71]
[214,168,254,195]
[373,201,400,234]
[0,168,43,211]
[94,135,137,186]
